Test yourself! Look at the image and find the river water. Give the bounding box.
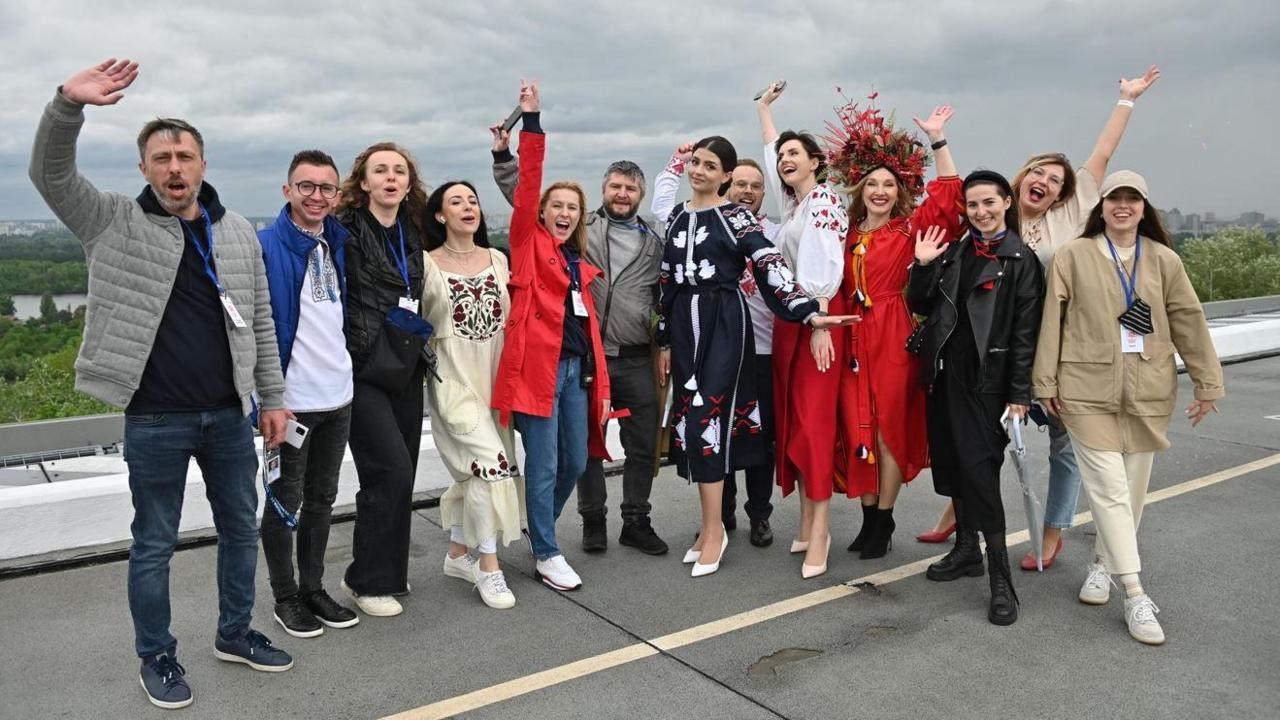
[8,294,88,320]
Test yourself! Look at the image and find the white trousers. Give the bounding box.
[1071,440,1155,575]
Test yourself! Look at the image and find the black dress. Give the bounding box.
[658,202,818,483]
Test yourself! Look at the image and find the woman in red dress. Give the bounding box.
[825,96,964,558]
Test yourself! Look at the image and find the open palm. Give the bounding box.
[62,58,139,106]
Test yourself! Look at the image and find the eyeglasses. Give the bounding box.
[294,181,339,199]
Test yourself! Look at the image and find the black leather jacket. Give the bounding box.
[339,207,426,372]
[906,230,1044,404]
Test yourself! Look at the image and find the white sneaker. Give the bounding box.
[340,579,403,617]
[443,552,478,583]
[1124,594,1166,645]
[1079,562,1114,605]
[476,569,516,609]
[535,555,582,591]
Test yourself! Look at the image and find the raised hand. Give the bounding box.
[674,141,695,163]
[758,81,785,107]
[490,124,511,152]
[913,225,948,265]
[1119,65,1161,101]
[519,79,540,113]
[912,105,954,141]
[61,58,139,107]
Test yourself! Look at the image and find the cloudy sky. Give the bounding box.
[2,0,1277,221]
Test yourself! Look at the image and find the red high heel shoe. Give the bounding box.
[915,523,955,544]
[1021,537,1063,571]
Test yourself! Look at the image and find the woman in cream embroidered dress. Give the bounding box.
[422,180,524,610]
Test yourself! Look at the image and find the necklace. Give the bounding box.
[442,242,478,257]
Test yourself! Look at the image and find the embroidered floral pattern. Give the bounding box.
[469,451,514,481]
[447,272,504,341]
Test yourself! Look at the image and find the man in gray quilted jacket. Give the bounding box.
[29,58,294,710]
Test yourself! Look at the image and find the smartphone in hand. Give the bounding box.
[753,80,786,101]
[501,105,523,133]
[284,419,309,450]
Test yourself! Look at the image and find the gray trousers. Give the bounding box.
[260,404,352,600]
[577,352,659,523]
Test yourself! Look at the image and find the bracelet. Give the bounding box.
[1116,98,1135,108]
[930,138,948,151]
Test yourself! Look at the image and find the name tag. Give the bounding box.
[571,290,589,317]
[1121,325,1144,353]
[399,296,420,313]
[219,292,247,328]
[262,446,282,483]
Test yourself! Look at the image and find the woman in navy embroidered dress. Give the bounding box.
[656,136,853,577]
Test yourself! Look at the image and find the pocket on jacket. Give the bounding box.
[1058,340,1114,403]
[1134,340,1176,402]
[429,376,481,436]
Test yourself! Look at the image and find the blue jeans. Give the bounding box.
[123,408,260,658]
[515,357,589,561]
[1044,418,1082,529]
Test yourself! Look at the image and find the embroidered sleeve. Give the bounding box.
[793,185,848,298]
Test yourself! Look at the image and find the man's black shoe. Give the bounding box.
[273,595,323,638]
[139,652,192,709]
[619,518,669,555]
[303,589,359,629]
[582,514,607,553]
[749,519,774,547]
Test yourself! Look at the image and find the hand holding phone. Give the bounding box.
[284,419,309,450]
[753,80,786,102]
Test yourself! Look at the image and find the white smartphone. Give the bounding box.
[284,419,310,449]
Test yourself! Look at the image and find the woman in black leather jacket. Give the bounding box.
[335,142,428,618]
[905,169,1043,626]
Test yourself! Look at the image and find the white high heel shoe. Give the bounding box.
[801,534,831,579]
[789,539,810,554]
[681,548,701,564]
[692,525,728,578]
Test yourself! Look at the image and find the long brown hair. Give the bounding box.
[539,181,589,253]
[847,170,915,226]
[338,142,430,238]
[1081,192,1172,247]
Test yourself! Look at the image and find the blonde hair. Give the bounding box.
[1010,153,1077,209]
[539,181,589,253]
[847,170,915,225]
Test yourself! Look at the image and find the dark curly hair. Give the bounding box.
[337,142,430,238]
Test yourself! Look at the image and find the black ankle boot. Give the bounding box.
[859,508,895,559]
[582,514,607,553]
[925,528,985,581]
[987,548,1019,626]
[846,504,877,552]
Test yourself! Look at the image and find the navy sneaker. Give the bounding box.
[139,652,192,709]
[213,629,294,672]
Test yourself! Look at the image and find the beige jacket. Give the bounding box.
[1032,235,1224,451]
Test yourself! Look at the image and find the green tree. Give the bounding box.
[39,291,58,324]
[0,342,115,423]
[1179,227,1280,302]
[0,294,13,316]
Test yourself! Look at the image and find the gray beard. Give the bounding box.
[152,182,198,217]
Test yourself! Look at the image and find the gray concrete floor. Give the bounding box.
[1,357,1277,719]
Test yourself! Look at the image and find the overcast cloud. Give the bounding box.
[2,0,1278,221]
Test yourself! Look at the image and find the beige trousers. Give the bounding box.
[1071,439,1156,575]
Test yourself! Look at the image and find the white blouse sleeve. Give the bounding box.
[792,185,848,299]
[1061,166,1102,237]
[762,140,797,220]
[650,153,685,233]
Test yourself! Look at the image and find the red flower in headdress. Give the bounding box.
[822,90,931,199]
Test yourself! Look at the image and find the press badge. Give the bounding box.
[262,446,282,484]
[571,290,589,317]
[1121,325,1144,353]
[219,292,247,328]
[398,296,419,313]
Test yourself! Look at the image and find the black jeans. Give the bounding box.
[260,404,352,601]
[344,370,424,595]
[576,351,658,524]
[723,353,775,522]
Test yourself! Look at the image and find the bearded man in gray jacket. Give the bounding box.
[29,58,294,710]
[491,125,668,556]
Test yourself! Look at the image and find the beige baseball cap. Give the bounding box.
[1100,170,1149,199]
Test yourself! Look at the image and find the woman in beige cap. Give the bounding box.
[1031,171,1224,645]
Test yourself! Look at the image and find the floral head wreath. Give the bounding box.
[823,90,930,199]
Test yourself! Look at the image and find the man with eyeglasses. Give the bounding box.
[491,126,669,556]
[256,150,359,639]
[29,59,293,710]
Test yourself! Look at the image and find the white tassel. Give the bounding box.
[692,392,705,407]
[684,375,698,392]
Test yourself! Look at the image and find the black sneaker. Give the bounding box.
[303,589,360,629]
[139,652,192,710]
[749,519,774,547]
[214,629,295,672]
[619,518,669,555]
[582,514,607,554]
[273,595,323,638]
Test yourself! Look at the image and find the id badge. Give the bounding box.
[398,296,419,314]
[219,292,247,328]
[571,290,589,317]
[262,446,282,483]
[1121,325,1144,353]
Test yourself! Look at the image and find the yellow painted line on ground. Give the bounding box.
[385,452,1280,720]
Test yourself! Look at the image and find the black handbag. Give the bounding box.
[356,307,434,393]
[905,323,926,355]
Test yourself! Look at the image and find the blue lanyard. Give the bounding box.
[178,205,223,295]
[382,220,411,296]
[1104,234,1141,308]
